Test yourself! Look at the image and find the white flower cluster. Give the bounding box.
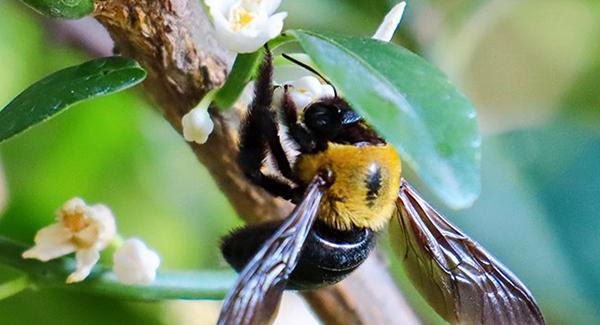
[205,0,287,53]
[23,198,160,285]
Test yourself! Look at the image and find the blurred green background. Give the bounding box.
[1,0,599,324]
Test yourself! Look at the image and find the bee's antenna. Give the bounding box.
[281,53,338,98]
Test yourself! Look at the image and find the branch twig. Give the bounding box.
[91,1,420,323]
[0,237,235,300]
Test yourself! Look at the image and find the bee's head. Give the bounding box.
[303,97,362,138]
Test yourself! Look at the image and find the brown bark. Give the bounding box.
[92,1,420,324]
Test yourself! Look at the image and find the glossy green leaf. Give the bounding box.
[289,30,481,208]
[0,57,146,142]
[20,0,94,19]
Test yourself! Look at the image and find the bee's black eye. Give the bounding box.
[304,103,342,135]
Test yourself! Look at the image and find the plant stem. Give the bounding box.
[0,237,234,300]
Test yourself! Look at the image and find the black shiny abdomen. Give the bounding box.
[221,220,376,290]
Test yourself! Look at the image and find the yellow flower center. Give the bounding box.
[62,211,90,232]
[231,7,256,32]
[60,208,100,248]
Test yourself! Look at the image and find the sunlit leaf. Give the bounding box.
[0,57,146,143]
[289,30,481,208]
[20,0,94,19]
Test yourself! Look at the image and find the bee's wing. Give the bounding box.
[217,175,328,325]
[392,179,545,325]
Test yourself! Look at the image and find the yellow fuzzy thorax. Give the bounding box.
[295,143,401,231]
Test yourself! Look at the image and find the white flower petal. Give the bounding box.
[289,91,313,110]
[274,76,335,110]
[66,248,100,283]
[22,224,75,261]
[89,204,117,250]
[22,241,76,262]
[33,223,71,245]
[372,2,407,42]
[291,76,326,97]
[254,0,283,16]
[260,11,287,39]
[182,107,215,144]
[319,84,336,99]
[205,0,238,14]
[60,197,87,216]
[206,0,286,53]
[113,238,161,285]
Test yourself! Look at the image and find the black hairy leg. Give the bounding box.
[238,49,296,199]
[279,85,327,153]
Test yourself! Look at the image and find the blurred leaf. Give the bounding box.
[0,57,146,143]
[0,290,163,325]
[19,0,93,19]
[290,30,481,208]
[281,0,386,35]
[560,56,600,125]
[0,237,235,300]
[215,52,263,110]
[494,123,600,316]
[445,122,600,324]
[0,265,28,300]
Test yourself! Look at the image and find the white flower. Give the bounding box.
[273,76,335,111]
[22,197,117,283]
[113,238,161,285]
[206,0,287,53]
[182,106,215,144]
[372,2,407,42]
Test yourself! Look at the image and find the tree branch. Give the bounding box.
[91,0,420,323]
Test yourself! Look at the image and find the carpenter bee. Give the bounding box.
[217,49,545,325]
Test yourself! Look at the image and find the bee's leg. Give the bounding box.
[280,86,327,154]
[238,49,296,199]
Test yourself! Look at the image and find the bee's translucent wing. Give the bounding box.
[217,175,328,325]
[392,179,545,325]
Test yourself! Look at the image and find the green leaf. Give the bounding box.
[0,265,29,300]
[0,57,146,143]
[289,30,481,208]
[20,0,94,19]
[0,237,235,300]
[214,52,263,109]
